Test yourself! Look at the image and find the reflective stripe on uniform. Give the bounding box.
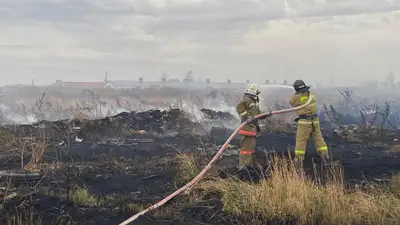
[240,111,248,116]
[317,146,328,151]
[240,150,255,155]
[239,130,257,136]
[298,119,319,125]
[249,103,255,107]
[295,149,305,155]
[298,120,312,124]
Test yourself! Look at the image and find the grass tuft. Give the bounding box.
[197,156,400,225]
[70,186,100,206]
[174,153,199,185]
[124,202,146,213]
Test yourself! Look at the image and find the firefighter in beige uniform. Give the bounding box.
[289,80,329,162]
[236,84,272,169]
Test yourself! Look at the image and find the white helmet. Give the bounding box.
[245,83,261,96]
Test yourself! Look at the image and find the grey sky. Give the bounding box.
[1,0,400,86]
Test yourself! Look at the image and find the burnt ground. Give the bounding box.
[1,108,400,225]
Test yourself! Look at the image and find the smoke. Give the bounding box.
[0,98,238,126]
[1,85,373,128]
[0,103,38,124]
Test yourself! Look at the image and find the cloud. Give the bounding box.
[0,0,400,85]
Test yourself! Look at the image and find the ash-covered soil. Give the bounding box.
[1,108,400,225]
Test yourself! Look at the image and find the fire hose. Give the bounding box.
[119,92,313,225]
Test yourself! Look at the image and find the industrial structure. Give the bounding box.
[50,71,290,90]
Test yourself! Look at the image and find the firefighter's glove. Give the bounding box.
[258,112,273,120]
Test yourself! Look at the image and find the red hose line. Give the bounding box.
[119,93,313,225]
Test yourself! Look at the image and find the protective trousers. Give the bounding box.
[239,135,256,166]
[294,118,328,160]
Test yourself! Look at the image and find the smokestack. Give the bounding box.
[161,71,167,83]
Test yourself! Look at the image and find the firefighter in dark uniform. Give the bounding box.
[236,83,272,170]
[289,80,329,164]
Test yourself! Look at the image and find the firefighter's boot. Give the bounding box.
[236,165,252,182]
[236,165,261,183]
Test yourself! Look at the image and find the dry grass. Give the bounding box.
[70,185,100,206]
[25,135,48,168]
[5,211,73,225]
[171,155,400,225]
[0,127,21,153]
[388,144,400,153]
[151,206,177,220]
[6,213,43,225]
[174,153,200,185]
[388,174,400,198]
[124,202,146,212]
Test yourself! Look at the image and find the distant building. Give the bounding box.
[52,80,106,89]
[106,79,246,90]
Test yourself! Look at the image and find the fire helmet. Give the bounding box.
[245,83,261,96]
[293,79,310,92]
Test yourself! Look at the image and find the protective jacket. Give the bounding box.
[236,94,261,136]
[289,91,317,116]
